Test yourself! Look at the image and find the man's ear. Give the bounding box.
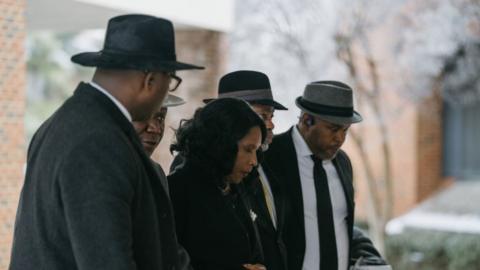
[306,115,315,127]
[141,72,155,91]
[300,113,313,128]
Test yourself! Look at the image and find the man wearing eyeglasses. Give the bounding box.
[10,15,202,270]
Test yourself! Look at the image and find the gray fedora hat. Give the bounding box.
[295,80,362,125]
[162,94,186,108]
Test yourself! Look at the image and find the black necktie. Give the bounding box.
[311,155,338,270]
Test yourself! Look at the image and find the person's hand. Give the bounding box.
[243,263,266,270]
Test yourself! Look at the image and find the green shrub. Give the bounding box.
[386,229,480,270]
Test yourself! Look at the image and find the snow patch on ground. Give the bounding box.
[387,210,480,235]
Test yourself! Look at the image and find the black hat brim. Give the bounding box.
[71,51,204,71]
[250,99,288,110]
[202,97,287,110]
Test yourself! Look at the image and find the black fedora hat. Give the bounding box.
[203,70,287,110]
[296,80,362,125]
[71,14,204,71]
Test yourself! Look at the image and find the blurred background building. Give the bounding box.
[1,0,479,269]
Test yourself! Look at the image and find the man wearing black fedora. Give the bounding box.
[10,14,202,270]
[218,70,290,270]
[170,70,290,270]
[264,81,386,270]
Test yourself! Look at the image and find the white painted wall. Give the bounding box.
[27,0,234,32]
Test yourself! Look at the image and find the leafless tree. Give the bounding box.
[230,0,480,254]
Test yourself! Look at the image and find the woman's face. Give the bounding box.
[226,126,263,184]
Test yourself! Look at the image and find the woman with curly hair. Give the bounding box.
[168,98,267,270]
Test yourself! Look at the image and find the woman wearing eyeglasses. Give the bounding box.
[168,98,267,270]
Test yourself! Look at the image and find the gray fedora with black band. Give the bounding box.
[203,70,288,110]
[296,80,362,125]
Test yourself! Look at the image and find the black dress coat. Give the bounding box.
[264,127,382,270]
[10,83,181,270]
[243,164,288,270]
[151,160,193,270]
[168,163,264,270]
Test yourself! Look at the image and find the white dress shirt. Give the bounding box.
[291,126,349,270]
[89,81,132,122]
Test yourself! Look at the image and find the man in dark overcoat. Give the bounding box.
[9,14,202,270]
[264,81,386,270]
[132,94,191,269]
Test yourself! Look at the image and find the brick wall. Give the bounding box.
[344,92,419,220]
[0,1,26,269]
[416,88,446,201]
[152,30,228,171]
[348,87,446,221]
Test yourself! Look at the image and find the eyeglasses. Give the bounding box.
[167,72,182,92]
[143,70,182,92]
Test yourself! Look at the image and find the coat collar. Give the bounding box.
[74,82,172,207]
[88,81,132,122]
[75,82,137,140]
[267,127,306,233]
[291,125,312,158]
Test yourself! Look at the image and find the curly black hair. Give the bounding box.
[170,98,267,187]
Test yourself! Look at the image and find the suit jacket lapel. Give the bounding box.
[237,183,265,262]
[332,152,355,241]
[243,170,276,236]
[267,128,305,235]
[261,163,286,233]
[284,129,304,231]
[333,159,354,211]
[152,161,170,196]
